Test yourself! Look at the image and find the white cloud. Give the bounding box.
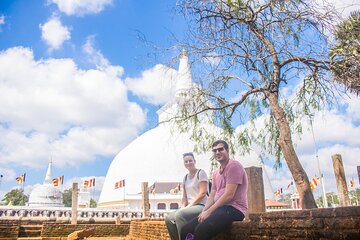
[0,46,146,169]
[125,64,178,105]
[202,52,221,66]
[82,35,124,76]
[329,0,360,18]
[50,0,113,16]
[0,15,5,25]
[40,16,71,50]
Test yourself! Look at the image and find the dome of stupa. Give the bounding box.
[98,51,221,207]
[28,161,63,207]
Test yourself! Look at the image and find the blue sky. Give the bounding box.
[0,0,359,203]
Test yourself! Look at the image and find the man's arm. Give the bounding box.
[198,183,237,222]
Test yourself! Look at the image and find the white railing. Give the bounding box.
[0,206,169,219]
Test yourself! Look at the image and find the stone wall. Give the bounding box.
[128,218,170,240]
[0,206,359,239]
[0,221,19,239]
[128,206,360,240]
[41,222,130,237]
[212,206,360,240]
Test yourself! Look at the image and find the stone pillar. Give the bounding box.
[332,154,350,206]
[71,182,79,224]
[357,166,360,186]
[245,166,265,214]
[141,182,150,218]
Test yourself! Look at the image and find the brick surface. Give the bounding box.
[0,207,359,239]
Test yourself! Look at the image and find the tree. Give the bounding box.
[63,188,72,207]
[2,188,28,206]
[349,188,360,206]
[90,198,97,208]
[174,0,340,209]
[330,11,360,95]
[316,192,340,208]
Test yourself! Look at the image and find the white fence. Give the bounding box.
[0,206,169,219]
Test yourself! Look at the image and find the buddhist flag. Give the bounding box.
[286,181,294,190]
[170,183,181,194]
[349,178,355,188]
[309,176,319,190]
[150,183,156,194]
[53,175,64,187]
[16,173,26,183]
[84,178,96,189]
[115,179,125,189]
[274,188,283,196]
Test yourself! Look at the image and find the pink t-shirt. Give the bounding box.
[212,159,248,214]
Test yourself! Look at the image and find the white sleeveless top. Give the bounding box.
[184,169,208,205]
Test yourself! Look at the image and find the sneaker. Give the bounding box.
[185,233,195,240]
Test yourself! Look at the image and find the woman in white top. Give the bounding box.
[165,152,208,240]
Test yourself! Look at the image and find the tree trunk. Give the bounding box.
[268,93,317,209]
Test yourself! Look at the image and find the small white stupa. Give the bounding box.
[28,160,63,207]
[98,50,221,208]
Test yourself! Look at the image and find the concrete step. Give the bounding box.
[19,230,42,237]
[20,225,43,230]
[17,237,42,239]
[19,225,42,237]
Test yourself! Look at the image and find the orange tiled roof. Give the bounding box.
[265,199,289,207]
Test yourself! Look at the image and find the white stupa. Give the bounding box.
[98,50,221,207]
[28,160,63,207]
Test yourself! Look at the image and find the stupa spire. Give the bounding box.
[175,49,192,95]
[44,157,53,184]
[182,48,187,57]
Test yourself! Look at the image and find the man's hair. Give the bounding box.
[183,152,195,159]
[212,140,229,151]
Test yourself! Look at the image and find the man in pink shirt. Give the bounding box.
[181,140,248,240]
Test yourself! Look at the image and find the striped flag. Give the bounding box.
[115,179,125,189]
[53,175,64,187]
[274,188,283,196]
[349,178,355,188]
[150,183,156,194]
[84,178,96,189]
[309,176,319,190]
[16,173,26,183]
[286,181,294,190]
[170,183,181,194]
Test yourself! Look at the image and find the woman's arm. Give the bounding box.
[186,181,207,207]
[181,182,188,207]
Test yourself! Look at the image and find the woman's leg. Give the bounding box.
[165,210,179,240]
[194,205,244,240]
[174,205,203,240]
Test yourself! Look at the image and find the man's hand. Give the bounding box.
[197,210,211,222]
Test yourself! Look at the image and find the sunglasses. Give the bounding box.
[212,147,225,153]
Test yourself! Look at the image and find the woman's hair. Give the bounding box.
[183,152,195,159]
[212,140,229,151]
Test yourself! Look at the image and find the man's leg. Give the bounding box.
[165,211,179,240]
[194,205,245,240]
[174,205,203,240]
[180,216,200,240]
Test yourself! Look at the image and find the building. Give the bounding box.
[118,182,183,211]
[265,199,291,211]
